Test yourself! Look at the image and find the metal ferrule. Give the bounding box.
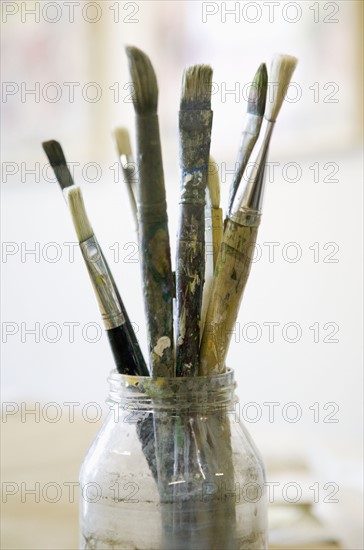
[231,118,274,217]
[80,236,125,330]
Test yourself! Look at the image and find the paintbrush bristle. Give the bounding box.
[207,157,220,208]
[265,54,298,122]
[181,65,213,109]
[125,46,158,114]
[113,127,132,157]
[66,186,93,243]
[42,139,74,189]
[248,63,268,117]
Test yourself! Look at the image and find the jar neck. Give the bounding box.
[107,369,237,412]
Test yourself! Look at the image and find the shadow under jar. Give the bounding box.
[79,369,268,549]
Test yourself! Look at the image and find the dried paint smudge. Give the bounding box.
[153,336,171,358]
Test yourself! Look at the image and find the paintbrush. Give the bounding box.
[125,46,174,377]
[113,127,138,233]
[42,139,148,376]
[175,65,213,377]
[66,185,149,376]
[225,63,268,220]
[200,157,222,336]
[199,54,298,375]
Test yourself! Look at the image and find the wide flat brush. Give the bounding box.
[225,63,267,220]
[42,139,148,376]
[126,46,174,377]
[42,139,74,189]
[199,54,298,375]
[175,65,213,377]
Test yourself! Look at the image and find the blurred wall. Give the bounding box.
[1,1,363,548]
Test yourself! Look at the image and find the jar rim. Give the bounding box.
[108,368,234,387]
[107,368,237,407]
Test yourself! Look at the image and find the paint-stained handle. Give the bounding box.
[176,108,213,376]
[139,216,174,377]
[176,204,205,377]
[199,218,259,375]
[136,114,175,377]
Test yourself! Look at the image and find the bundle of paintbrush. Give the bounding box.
[42,140,148,377]
[42,45,297,549]
[124,48,297,378]
[44,48,297,379]
[124,46,297,548]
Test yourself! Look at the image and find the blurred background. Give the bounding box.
[1,1,363,548]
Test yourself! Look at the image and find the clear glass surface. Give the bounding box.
[79,370,268,549]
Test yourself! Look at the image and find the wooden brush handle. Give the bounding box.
[136,114,174,377]
[139,215,174,377]
[211,207,223,268]
[107,325,149,376]
[176,203,205,377]
[199,218,259,375]
[176,109,213,377]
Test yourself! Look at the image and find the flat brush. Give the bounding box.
[42,139,148,376]
[67,186,149,376]
[175,65,213,377]
[199,54,298,375]
[126,46,174,377]
[225,63,267,220]
[113,127,138,233]
[42,139,74,190]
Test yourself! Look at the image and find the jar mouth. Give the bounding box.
[107,368,237,408]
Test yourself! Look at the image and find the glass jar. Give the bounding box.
[79,369,268,549]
